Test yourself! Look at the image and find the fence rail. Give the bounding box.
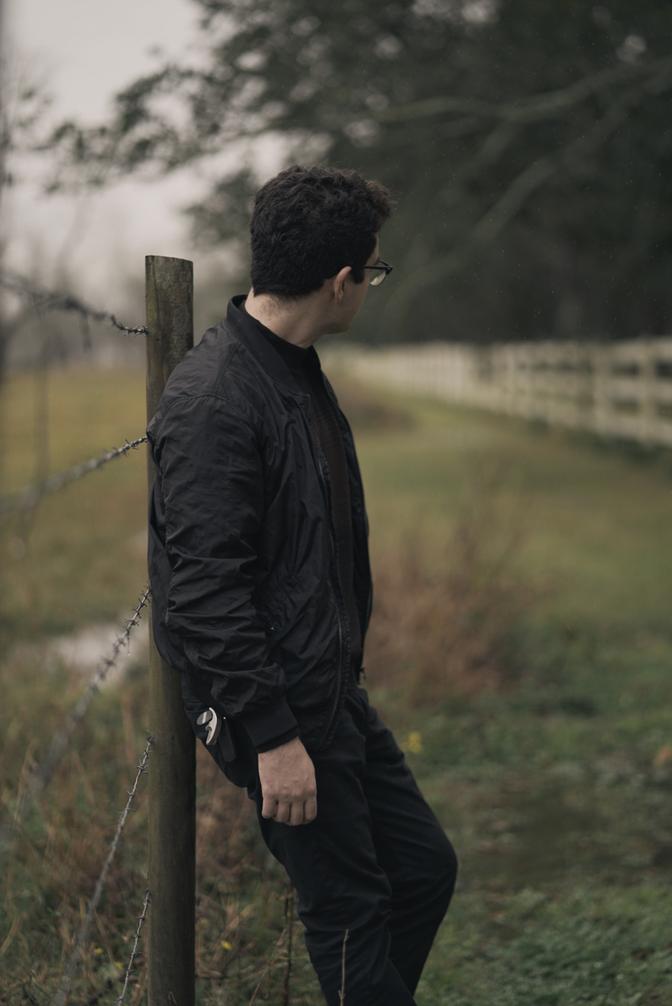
[338,336,672,448]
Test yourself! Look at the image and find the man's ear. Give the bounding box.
[333,265,351,302]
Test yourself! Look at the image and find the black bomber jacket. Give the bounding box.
[146,293,373,782]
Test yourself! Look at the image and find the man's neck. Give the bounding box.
[243,290,329,349]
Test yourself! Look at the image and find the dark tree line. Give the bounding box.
[46,0,672,344]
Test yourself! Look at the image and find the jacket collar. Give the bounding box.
[226,293,318,399]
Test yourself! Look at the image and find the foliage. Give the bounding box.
[43,0,672,343]
[3,366,672,1000]
[367,462,552,703]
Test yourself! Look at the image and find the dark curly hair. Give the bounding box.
[249,164,395,299]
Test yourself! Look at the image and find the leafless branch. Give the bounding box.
[377,56,672,127]
[380,62,672,326]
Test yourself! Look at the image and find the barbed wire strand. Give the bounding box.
[0,434,148,517]
[8,585,151,832]
[115,888,151,1006]
[51,735,154,1006]
[283,886,295,1006]
[248,918,291,1006]
[0,271,149,335]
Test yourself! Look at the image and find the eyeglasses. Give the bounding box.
[363,258,394,286]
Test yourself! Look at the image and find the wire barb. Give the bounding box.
[0,434,148,516]
[51,736,154,1006]
[115,888,151,1006]
[0,270,149,335]
[6,585,151,835]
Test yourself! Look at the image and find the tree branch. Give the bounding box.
[379,62,672,331]
[376,56,672,127]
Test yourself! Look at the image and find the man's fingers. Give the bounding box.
[273,800,291,824]
[288,800,305,827]
[261,795,277,819]
[260,791,317,826]
[264,799,318,826]
[285,797,317,826]
[304,797,318,824]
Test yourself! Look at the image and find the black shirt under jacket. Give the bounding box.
[240,300,364,754]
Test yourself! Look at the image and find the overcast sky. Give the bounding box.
[4,0,281,303]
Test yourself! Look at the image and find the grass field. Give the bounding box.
[1,363,671,1004]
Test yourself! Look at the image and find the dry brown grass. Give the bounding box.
[366,461,556,706]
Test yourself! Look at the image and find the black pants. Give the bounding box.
[245,685,458,1005]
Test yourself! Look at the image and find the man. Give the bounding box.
[146,164,458,1005]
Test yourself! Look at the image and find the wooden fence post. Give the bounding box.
[145,255,195,1006]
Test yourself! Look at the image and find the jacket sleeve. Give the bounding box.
[149,390,300,752]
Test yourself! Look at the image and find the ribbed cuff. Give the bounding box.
[237,696,300,753]
[255,724,301,753]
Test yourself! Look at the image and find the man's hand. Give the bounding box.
[258,736,317,826]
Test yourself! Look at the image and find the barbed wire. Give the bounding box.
[248,917,292,1006]
[283,887,295,1005]
[1,266,191,1004]
[7,585,151,834]
[0,434,148,517]
[0,270,149,335]
[115,888,151,1006]
[51,735,154,1006]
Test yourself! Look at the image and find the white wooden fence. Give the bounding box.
[331,337,672,448]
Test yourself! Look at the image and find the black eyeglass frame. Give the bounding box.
[362,258,394,286]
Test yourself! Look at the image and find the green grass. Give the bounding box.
[340,379,672,1005]
[1,364,671,1004]
[354,382,672,635]
[425,884,672,1006]
[1,367,147,640]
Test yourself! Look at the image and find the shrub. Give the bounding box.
[366,462,555,705]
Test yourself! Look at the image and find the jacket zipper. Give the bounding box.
[295,389,354,748]
[315,444,351,749]
[321,374,374,642]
